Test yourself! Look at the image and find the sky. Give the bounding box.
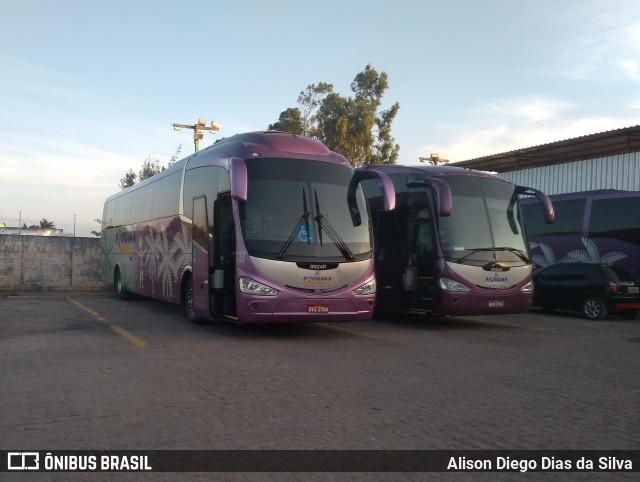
[1,0,640,236]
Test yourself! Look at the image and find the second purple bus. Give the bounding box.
[362,164,554,316]
[101,131,394,323]
[520,189,640,284]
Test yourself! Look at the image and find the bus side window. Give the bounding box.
[184,166,220,231]
[590,197,640,246]
[192,196,209,248]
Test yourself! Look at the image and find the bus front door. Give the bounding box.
[192,196,212,319]
[213,192,236,317]
[409,210,437,312]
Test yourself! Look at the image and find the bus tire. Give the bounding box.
[582,296,607,320]
[114,267,131,300]
[184,277,204,324]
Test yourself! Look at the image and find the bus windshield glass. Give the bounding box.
[240,158,371,261]
[438,176,529,266]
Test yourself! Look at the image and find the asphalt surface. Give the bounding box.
[1,291,638,481]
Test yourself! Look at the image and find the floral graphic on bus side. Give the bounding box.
[529,241,556,271]
[529,237,627,272]
[143,222,191,302]
[559,237,627,265]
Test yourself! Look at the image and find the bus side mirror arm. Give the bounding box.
[516,186,555,224]
[352,169,396,212]
[407,177,452,217]
[230,157,247,202]
[348,169,395,227]
[428,177,452,217]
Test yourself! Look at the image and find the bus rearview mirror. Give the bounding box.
[230,157,248,202]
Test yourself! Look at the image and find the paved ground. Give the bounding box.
[0,291,638,481]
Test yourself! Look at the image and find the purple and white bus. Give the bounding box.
[101,131,394,323]
[361,164,554,316]
[521,189,640,284]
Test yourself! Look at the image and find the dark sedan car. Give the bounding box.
[533,263,640,320]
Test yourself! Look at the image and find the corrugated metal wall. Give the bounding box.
[499,151,640,194]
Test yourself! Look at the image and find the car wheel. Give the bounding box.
[184,277,204,324]
[621,309,639,320]
[582,297,607,320]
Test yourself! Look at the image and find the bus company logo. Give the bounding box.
[8,452,39,470]
[485,276,508,283]
[303,272,332,283]
[296,262,338,270]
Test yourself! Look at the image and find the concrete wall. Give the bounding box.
[0,235,106,290]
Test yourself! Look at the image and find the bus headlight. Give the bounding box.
[521,280,534,292]
[353,279,376,295]
[239,277,279,296]
[438,277,471,292]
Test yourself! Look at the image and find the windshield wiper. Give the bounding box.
[314,189,355,261]
[455,247,530,263]
[276,187,311,260]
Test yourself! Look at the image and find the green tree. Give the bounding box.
[90,218,102,238]
[268,83,333,136]
[138,155,164,181]
[167,144,182,166]
[119,168,137,189]
[269,65,399,166]
[268,107,304,135]
[119,145,183,190]
[29,218,55,229]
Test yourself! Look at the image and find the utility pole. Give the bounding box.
[173,118,221,153]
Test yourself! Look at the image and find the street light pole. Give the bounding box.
[173,118,221,153]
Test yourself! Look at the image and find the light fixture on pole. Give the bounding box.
[173,118,221,152]
[419,153,448,166]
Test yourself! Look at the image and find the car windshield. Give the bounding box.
[437,176,529,266]
[239,158,371,261]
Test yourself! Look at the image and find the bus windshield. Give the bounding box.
[438,176,529,266]
[240,158,372,261]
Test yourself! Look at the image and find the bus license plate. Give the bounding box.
[308,305,329,313]
[488,300,504,308]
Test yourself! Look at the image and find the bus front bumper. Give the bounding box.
[236,296,375,323]
[437,290,533,316]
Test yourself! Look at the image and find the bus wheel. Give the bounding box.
[583,297,607,320]
[184,277,204,324]
[114,267,131,300]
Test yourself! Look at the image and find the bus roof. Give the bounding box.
[519,189,635,203]
[106,131,350,202]
[198,131,349,164]
[364,163,509,182]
